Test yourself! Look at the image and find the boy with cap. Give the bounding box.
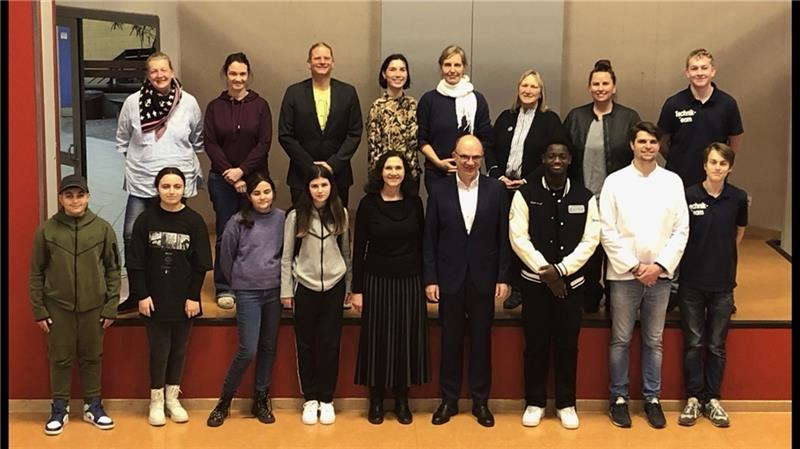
[29,174,121,435]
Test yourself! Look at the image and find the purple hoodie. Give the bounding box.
[204,90,272,176]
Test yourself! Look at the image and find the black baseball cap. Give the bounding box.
[59,174,89,193]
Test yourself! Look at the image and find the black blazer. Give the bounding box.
[423,175,511,295]
[278,78,362,189]
[486,108,566,180]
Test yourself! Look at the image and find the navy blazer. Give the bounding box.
[278,78,362,189]
[423,174,511,295]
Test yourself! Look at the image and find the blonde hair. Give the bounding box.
[438,45,467,67]
[686,48,714,68]
[307,42,334,62]
[512,69,548,112]
[145,51,173,71]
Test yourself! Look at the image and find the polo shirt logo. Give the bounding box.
[675,109,696,123]
[689,201,707,216]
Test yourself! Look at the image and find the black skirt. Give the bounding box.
[354,273,431,388]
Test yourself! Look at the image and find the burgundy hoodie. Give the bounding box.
[204,90,272,176]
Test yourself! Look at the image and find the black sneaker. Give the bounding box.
[503,288,523,309]
[644,398,666,429]
[609,397,631,428]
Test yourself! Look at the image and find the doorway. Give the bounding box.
[54,7,159,274]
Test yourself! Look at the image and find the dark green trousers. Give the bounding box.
[46,303,104,400]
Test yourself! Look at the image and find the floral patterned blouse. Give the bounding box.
[366,92,420,180]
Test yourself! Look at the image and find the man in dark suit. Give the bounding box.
[423,134,512,427]
[278,42,362,208]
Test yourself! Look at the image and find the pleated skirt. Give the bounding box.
[354,272,431,388]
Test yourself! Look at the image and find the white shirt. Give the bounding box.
[506,107,536,179]
[599,163,689,280]
[456,174,480,234]
[116,90,204,198]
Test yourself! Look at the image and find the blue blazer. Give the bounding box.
[423,174,511,295]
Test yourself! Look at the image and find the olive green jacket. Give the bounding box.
[29,209,121,321]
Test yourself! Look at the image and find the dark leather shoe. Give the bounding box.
[367,398,384,425]
[472,404,495,427]
[394,400,412,425]
[431,402,458,425]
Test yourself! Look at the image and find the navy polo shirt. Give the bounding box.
[658,83,743,187]
[679,182,748,291]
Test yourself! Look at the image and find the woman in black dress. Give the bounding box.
[351,151,430,425]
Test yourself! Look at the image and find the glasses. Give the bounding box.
[454,153,483,162]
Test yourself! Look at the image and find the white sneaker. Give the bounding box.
[216,294,235,309]
[521,405,544,427]
[301,400,319,425]
[556,406,579,429]
[319,401,336,425]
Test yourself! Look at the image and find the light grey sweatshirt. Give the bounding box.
[280,208,351,297]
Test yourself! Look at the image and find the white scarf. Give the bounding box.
[436,75,477,134]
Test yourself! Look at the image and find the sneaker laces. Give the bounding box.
[681,398,700,415]
[707,399,727,419]
[614,396,626,405]
[50,402,68,420]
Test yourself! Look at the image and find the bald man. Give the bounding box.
[423,134,511,427]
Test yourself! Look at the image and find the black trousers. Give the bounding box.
[293,280,345,403]
[290,184,350,211]
[582,245,608,312]
[144,319,193,389]
[438,274,494,405]
[521,281,583,409]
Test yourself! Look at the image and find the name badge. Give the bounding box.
[568,204,585,214]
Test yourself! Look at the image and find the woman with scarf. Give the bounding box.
[116,51,204,312]
[204,52,272,309]
[486,69,567,310]
[416,45,493,194]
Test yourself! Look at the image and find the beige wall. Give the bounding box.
[562,1,791,233]
[56,0,791,236]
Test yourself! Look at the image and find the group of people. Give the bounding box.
[29,42,746,436]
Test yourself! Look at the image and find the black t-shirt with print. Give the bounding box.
[127,205,212,321]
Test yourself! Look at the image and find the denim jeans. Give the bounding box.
[608,278,670,401]
[679,285,732,401]
[123,195,153,267]
[207,171,245,296]
[221,288,282,395]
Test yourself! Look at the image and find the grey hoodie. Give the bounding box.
[280,208,351,297]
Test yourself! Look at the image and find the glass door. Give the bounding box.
[55,16,84,178]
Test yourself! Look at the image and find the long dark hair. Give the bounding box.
[295,165,347,237]
[365,150,418,197]
[152,166,186,208]
[238,172,275,229]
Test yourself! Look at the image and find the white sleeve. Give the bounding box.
[509,190,550,272]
